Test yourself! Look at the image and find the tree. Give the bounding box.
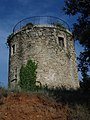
[64,0,90,89]
[19,59,37,91]
[80,77,90,91]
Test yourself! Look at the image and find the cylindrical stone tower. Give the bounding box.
[7,16,79,89]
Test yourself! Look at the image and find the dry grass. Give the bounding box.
[0,86,90,120]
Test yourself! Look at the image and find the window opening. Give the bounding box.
[11,44,16,55]
[58,37,64,48]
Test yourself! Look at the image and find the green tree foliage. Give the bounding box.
[80,77,90,91]
[19,59,37,91]
[64,0,90,89]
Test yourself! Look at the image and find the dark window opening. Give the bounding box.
[58,37,64,48]
[11,44,16,55]
[11,78,17,82]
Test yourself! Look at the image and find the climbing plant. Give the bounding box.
[22,22,34,30]
[56,23,66,31]
[19,59,37,91]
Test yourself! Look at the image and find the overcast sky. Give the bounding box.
[0,0,83,87]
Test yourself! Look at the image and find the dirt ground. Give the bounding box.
[0,92,72,120]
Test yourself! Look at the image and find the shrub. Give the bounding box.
[19,59,37,91]
[71,105,90,120]
[0,85,8,105]
[0,85,8,98]
[22,22,33,30]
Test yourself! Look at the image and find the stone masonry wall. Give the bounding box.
[8,26,79,89]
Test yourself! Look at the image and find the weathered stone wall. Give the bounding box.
[8,25,79,89]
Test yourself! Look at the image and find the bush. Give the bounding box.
[19,59,37,91]
[0,85,8,105]
[71,105,90,120]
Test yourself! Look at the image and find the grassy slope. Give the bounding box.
[0,86,90,120]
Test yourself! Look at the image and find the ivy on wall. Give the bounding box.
[19,59,37,91]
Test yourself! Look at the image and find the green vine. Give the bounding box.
[19,59,38,91]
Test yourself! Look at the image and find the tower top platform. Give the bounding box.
[13,16,70,33]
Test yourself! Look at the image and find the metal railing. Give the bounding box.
[13,16,70,33]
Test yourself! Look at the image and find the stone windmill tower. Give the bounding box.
[7,16,79,89]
